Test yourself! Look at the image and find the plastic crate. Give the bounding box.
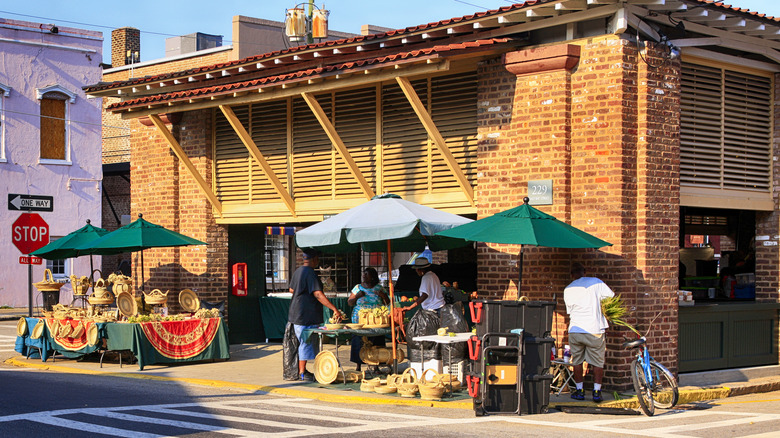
[443,360,466,383]
[521,373,553,414]
[474,300,555,341]
[734,285,755,299]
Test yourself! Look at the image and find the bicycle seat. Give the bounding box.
[622,338,646,349]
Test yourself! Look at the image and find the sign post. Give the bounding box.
[12,213,50,317]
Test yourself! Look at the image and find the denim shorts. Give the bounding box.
[293,324,320,361]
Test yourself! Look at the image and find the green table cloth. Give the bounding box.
[259,296,352,339]
[104,317,230,370]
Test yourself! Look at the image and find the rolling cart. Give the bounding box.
[471,331,523,416]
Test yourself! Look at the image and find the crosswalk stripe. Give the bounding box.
[27,413,160,438]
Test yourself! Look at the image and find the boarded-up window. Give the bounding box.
[680,63,772,191]
[40,93,67,160]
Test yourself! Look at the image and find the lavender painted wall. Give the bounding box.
[0,18,103,307]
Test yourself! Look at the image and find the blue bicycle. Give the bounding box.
[623,336,679,416]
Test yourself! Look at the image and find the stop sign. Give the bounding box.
[12,213,49,254]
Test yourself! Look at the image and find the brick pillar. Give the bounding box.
[631,41,682,376]
[130,110,228,313]
[477,37,682,390]
[111,27,140,67]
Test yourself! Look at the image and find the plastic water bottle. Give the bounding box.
[563,345,571,363]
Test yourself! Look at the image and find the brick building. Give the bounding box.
[87,0,780,387]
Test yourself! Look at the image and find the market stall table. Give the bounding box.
[15,317,108,362]
[259,295,352,339]
[303,327,392,383]
[103,317,230,370]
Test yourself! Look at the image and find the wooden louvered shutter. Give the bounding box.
[214,105,250,203]
[292,94,333,200]
[333,87,377,197]
[722,71,772,190]
[250,100,289,202]
[680,62,772,192]
[430,72,478,191]
[382,79,429,194]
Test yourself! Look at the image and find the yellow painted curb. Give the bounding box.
[5,357,472,409]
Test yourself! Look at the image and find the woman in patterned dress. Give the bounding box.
[348,267,389,371]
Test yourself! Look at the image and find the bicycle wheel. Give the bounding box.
[631,359,655,416]
[649,361,679,409]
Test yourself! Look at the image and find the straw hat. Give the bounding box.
[411,257,431,269]
[30,320,44,339]
[16,317,28,337]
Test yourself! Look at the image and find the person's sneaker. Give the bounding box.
[300,371,315,382]
[592,390,603,403]
[570,389,585,400]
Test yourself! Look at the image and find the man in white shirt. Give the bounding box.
[564,262,614,402]
[401,257,445,314]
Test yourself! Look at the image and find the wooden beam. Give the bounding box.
[625,9,661,42]
[300,92,375,200]
[643,11,780,51]
[395,76,474,206]
[669,37,722,47]
[218,105,296,217]
[148,114,223,216]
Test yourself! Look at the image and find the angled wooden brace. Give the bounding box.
[219,105,296,217]
[301,92,376,200]
[395,76,475,205]
[148,114,223,217]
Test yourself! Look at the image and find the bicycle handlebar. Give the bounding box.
[622,337,646,349]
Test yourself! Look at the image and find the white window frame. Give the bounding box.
[36,84,76,165]
[45,237,71,281]
[0,82,9,163]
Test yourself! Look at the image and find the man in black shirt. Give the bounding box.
[288,248,342,381]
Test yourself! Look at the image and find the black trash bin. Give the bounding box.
[41,290,60,311]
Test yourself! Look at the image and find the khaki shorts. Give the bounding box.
[569,332,606,368]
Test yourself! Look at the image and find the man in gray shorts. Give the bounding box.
[564,262,614,402]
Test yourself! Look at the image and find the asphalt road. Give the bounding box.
[3,320,780,437]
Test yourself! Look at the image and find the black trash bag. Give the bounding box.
[282,322,300,381]
[439,304,469,360]
[406,308,441,362]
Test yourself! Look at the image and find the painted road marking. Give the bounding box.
[0,397,472,437]
[0,334,17,352]
[498,409,780,438]
[2,397,779,437]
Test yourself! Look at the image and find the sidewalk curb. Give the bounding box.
[6,355,766,412]
[5,356,472,410]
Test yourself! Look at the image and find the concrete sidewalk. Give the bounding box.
[4,307,779,412]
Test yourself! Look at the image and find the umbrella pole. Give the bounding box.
[140,250,146,312]
[517,245,524,300]
[387,239,397,374]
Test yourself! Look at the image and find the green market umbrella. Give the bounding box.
[32,219,109,275]
[75,214,206,292]
[436,197,612,293]
[296,193,473,371]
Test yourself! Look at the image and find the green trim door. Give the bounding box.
[228,225,266,343]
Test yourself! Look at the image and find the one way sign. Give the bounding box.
[7,194,54,212]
